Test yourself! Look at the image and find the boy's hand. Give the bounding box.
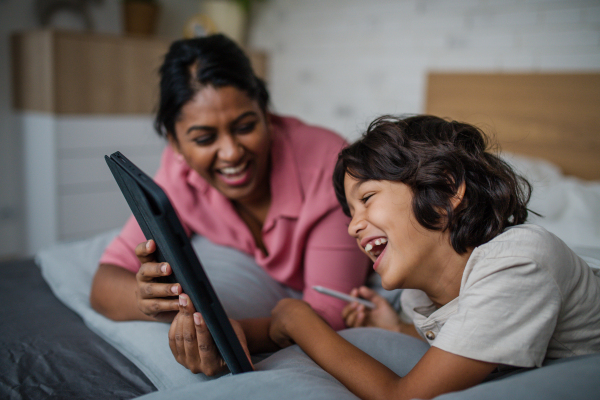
[342,286,403,332]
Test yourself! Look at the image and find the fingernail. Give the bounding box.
[146,241,151,251]
[171,285,178,294]
[161,263,167,274]
[179,295,187,307]
[193,313,202,325]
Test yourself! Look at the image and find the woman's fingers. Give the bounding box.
[133,240,181,321]
[135,241,181,297]
[136,263,179,317]
[135,243,181,298]
[138,275,180,297]
[179,295,202,373]
[195,312,222,375]
[174,297,187,361]
[168,294,226,376]
[168,312,182,361]
[137,260,175,283]
[134,240,158,263]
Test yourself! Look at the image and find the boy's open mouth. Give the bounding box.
[364,238,388,258]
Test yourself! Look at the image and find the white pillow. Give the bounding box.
[501,152,600,249]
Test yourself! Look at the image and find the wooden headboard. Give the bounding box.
[425,73,600,181]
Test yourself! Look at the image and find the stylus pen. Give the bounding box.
[312,286,376,309]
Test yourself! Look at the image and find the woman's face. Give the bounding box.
[170,86,271,205]
[344,174,448,290]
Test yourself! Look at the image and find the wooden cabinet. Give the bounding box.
[11,30,268,254]
[12,30,170,114]
[12,30,268,114]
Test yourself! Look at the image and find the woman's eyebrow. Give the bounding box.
[230,111,258,126]
[186,125,214,135]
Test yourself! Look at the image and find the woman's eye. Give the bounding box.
[193,134,215,146]
[236,122,257,134]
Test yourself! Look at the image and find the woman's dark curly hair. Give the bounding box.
[333,115,534,254]
[154,34,270,138]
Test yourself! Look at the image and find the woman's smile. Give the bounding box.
[216,160,252,186]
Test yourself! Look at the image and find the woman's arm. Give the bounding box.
[270,299,497,400]
[90,263,151,321]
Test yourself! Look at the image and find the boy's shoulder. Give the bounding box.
[476,224,561,261]
[466,224,586,289]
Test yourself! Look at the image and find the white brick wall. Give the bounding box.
[248,0,600,141]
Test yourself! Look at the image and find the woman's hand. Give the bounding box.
[134,240,181,322]
[342,286,403,332]
[269,298,316,349]
[169,293,252,375]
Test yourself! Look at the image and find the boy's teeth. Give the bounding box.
[364,238,388,257]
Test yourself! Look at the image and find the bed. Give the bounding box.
[3,73,600,400]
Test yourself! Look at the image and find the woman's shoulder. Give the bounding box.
[269,115,347,208]
[270,114,348,155]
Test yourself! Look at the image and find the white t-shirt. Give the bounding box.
[400,224,600,368]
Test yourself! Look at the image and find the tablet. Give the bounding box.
[105,151,253,374]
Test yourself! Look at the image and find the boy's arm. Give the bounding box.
[270,299,497,400]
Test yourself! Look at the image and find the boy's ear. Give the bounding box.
[450,181,466,210]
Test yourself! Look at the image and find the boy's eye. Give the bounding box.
[360,193,374,204]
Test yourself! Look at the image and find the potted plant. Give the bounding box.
[123,0,160,36]
[198,0,264,46]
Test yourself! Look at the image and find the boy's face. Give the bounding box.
[344,174,448,291]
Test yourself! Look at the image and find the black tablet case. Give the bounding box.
[105,151,253,374]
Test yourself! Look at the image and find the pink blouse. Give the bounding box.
[100,115,371,330]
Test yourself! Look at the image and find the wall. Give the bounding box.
[2,0,599,258]
[0,0,200,258]
[248,0,600,141]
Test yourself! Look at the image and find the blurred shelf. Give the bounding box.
[11,29,268,115]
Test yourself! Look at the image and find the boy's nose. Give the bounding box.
[348,214,367,238]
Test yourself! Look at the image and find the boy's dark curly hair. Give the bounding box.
[333,115,533,254]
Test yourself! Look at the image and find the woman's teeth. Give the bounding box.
[220,162,247,176]
[365,238,387,257]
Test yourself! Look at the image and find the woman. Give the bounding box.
[90,34,370,374]
[268,115,600,399]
